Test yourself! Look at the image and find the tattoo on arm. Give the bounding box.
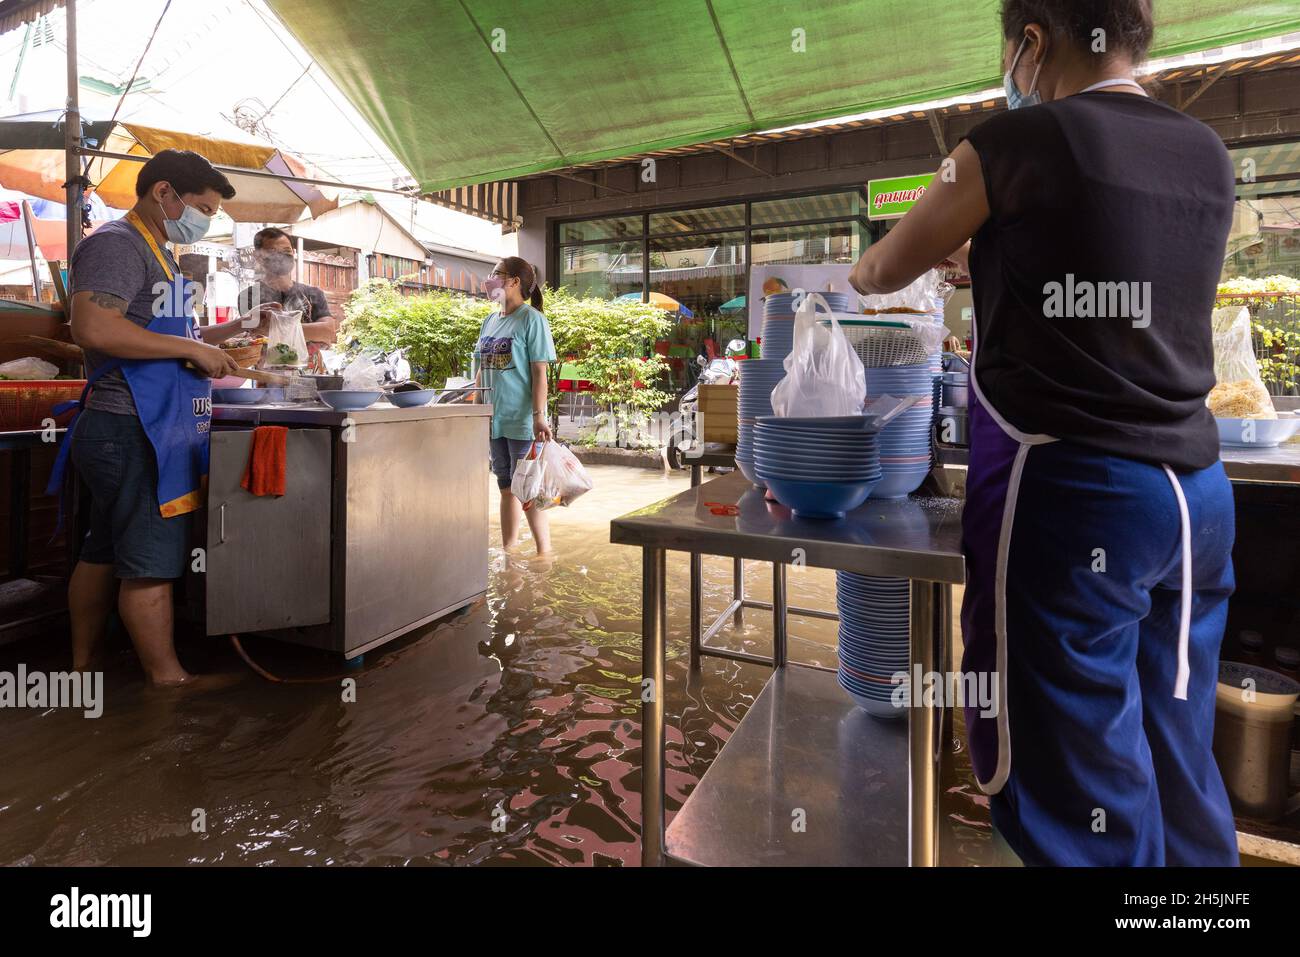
[88,292,128,314]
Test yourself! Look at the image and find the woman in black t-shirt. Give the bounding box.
[849,0,1238,866]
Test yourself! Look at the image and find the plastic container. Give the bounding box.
[1213,661,1300,821]
[0,380,85,431]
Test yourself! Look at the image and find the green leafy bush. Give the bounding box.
[340,279,492,386]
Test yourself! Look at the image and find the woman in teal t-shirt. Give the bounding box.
[475,257,557,554]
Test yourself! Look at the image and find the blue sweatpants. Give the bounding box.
[962,397,1239,866]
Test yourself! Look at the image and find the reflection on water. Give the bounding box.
[0,464,989,866]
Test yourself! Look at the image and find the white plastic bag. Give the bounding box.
[542,441,594,506]
[511,441,594,511]
[260,307,308,368]
[770,293,866,417]
[341,353,385,391]
[1211,305,1264,387]
[0,357,59,380]
[511,442,548,509]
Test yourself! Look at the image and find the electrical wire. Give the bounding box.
[229,635,362,684]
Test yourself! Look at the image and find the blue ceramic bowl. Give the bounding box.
[318,390,381,412]
[869,469,932,500]
[213,388,267,405]
[755,415,873,432]
[387,388,436,408]
[762,475,878,519]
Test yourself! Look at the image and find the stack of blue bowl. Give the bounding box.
[735,358,787,487]
[865,362,935,499]
[761,291,855,360]
[836,572,910,719]
[752,416,882,518]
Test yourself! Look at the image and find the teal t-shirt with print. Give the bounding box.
[474,303,557,440]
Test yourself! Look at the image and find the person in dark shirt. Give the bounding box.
[237,227,338,349]
[850,0,1238,866]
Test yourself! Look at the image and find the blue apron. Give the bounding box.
[47,211,211,518]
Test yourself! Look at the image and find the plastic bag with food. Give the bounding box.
[771,293,867,417]
[1208,305,1275,419]
[259,308,308,369]
[860,267,953,320]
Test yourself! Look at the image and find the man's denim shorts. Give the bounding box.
[489,436,533,491]
[71,408,190,579]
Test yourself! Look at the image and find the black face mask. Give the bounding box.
[258,250,295,277]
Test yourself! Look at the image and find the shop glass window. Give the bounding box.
[751,192,859,225]
[648,231,747,351]
[558,216,643,244]
[751,221,862,267]
[557,241,644,300]
[649,204,744,235]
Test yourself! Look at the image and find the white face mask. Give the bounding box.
[161,187,213,245]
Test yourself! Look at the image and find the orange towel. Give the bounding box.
[240,426,287,497]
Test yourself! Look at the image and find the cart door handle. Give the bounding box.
[219,502,226,544]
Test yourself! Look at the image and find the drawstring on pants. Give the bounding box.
[1161,465,1193,701]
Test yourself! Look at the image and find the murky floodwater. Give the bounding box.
[0,464,990,866]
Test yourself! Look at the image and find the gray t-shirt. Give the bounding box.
[237,281,330,323]
[70,218,183,416]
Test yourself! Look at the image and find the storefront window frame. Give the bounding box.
[552,188,872,321]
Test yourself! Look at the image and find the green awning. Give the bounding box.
[267,1,1300,192]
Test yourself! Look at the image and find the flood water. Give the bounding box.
[0,464,991,866]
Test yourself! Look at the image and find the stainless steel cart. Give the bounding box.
[611,473,965,866]
[189,402,492,658]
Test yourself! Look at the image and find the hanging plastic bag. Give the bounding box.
[541,441,594,506]
[512,442,594,511]
[511,442,545,509]
[770,293,866,417]
[259,307,308,369]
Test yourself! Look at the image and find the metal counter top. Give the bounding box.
[610,472,965,584]
[935,442,1300,486]
[1219,444,1300,484]
[213,401,493,427]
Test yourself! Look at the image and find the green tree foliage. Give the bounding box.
[341,280,675,417]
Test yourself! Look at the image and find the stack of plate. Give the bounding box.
[763,291,854,318]
[752,416,882,519]
[761,292,854,361]
[735,358,787,487]
[865,362,934,499]
[836,572,910,719]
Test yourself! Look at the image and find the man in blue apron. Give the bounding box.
[60,149,244,686]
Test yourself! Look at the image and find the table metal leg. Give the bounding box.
[689,551,702,670]
[641,546,667,867]
[732,557,744,627]
[688,464,703,669]
[908,580,944,867]
[772,562,787,668]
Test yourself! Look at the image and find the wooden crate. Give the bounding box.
[697,383,738,444]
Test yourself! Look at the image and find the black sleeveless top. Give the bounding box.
[963,91,1235,470]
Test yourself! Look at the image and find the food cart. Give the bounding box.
[185,398,493,659]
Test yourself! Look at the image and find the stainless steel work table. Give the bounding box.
[1219,444,1300,485]
[610,472,965,866]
